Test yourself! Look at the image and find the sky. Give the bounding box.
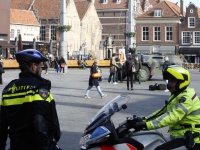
[169,0,200,9]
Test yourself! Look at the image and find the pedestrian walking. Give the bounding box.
[54,57,61,73]
[0,56,5,84]
[162,56,171,92]
[43,55,50,74]
[108,53,118,84]
[125,55,135,90]
[60,55,67,74]
[84,60,107,99]
[134,55,142,84]
[0,49,62,150]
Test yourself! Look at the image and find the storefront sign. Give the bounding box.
[24,33,34,36]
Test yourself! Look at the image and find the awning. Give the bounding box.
[159,46,175,55]
[136,46,152,54]
[179,48,200,56]
[0,42,17,48]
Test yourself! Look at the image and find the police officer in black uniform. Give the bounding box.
[0,49,62,150]
[134,55,142,84]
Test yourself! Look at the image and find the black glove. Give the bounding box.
[133,122,147,131]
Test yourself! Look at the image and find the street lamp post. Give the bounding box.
[59,0,68,72]
[80,22,82,51]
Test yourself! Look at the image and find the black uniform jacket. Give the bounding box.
[0,72,60,150]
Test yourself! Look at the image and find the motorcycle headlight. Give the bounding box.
[79,126,111,148]
[86,126,111,145]
[79,134,91,146]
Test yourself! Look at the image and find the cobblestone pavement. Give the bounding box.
[1,68,200,150]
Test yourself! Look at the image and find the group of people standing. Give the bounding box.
[108,53,142,90]
[43,56,67,74]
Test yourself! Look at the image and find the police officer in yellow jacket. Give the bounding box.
[0,49,62,150]
[133,65,200,150]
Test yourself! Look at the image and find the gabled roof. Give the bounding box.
[75,1,91,20]
[10,9,39,25]
[11,0,32,10]
[33,0,60,19]
[11,0,60,19]
[137,0,181,18]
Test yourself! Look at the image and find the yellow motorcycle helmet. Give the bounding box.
[163,65,190,90]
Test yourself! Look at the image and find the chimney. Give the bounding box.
[180,0,184,16]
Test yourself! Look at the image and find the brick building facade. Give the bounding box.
[135,1,181,55]
[94,0,159,58]
[179,2,200,63]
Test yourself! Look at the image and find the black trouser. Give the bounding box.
[0,73,2,84]
[127,72,133,89]
[116,68,123,82]
[155,138,200,150]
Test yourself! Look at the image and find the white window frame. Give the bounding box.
[154,9,161,17]
[50,25,56,41]
[188,17,195,28]
[116,0,121,4]
[182,31,191,45]
[10,29,14,38]
[165,26,173,41]
[40,25,46,41]
[103,0,107,4]
[194,31,200,44]
[154,26,161,41]
[142,27,149,41]
[17,29,20,37]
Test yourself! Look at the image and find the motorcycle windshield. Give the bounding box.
[88,94,130,126]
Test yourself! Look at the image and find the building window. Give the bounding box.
[10,29,14,38]
[182,31,191,44]
[116,0,121,4]
[194,31,200,44]
[40,25,46,41]
[188,17,195,28]
[50,25,56,41]
[166,26,173,41]
[154,9,161,17]
[154,27,161,41]
[102,0,107,4]
[142,27,149,41]
[17,29,20,37]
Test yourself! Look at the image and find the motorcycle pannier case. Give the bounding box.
[149,85,155,91]
[158,84,166,90]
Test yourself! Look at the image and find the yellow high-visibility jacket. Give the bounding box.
[146,87,200,143]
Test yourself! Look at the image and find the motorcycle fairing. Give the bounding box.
[86,95,130,132]
[89,143,137,150]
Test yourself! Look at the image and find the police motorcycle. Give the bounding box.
[79,94,169,150]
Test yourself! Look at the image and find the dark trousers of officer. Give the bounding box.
[155,138,200,150]
[127,71,133,89]
[116,68,123,82]
[134,71,141,84]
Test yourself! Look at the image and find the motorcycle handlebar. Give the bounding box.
[116,115,143,137]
